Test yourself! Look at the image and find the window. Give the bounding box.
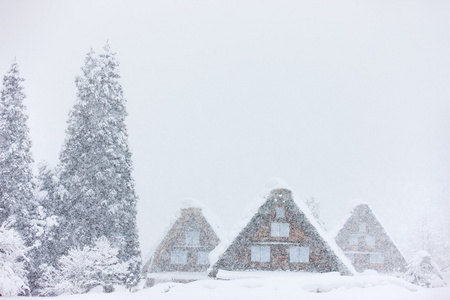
[289,246,309,263]
[170,250,187,264]
[276,207,285,218]
[365,235,375,246]
[370,253,384,264]
[349,235,358,246]
[359,223,366,233]
[251,246,270,262]
[271,222,289,237]
[197,251,210,265]
[345,253,355,263]
[185,231,200,245]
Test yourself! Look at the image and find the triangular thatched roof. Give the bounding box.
[142,201,222,283]
[333,203,406,273]
[210,180,356,277]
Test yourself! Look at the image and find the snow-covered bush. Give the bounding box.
[90,236,129,290]
[407,210,450,273]
[37,264,62,296]
[403,250,446,288]
[0,222,29,296]
[125,273,138,292]
[38,237,128,296]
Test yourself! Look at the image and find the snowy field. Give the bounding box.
[11,272,450,300]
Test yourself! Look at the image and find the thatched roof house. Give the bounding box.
[142,200,222,286]
[333,203,406,273]
[209,180,355,277]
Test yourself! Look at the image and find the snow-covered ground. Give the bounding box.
[11,272,450,300]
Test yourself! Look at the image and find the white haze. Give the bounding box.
[0,0,449,257]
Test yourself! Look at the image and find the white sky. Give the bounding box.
[1,0,449,257]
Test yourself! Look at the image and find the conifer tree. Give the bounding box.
[34,162,63,269]
[36,162,59,217]
[58,45,141,280]
[0,62,37,243]
[0,62,41,293]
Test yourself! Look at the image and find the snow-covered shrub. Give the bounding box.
[37,264,62,296]
[90,236,129,291]
[125,273,138,292]
[403,250,446,288]
[408,212,450,272]
[38,237,128,296]
[0,222,29,296]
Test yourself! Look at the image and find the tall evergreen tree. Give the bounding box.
[58,45,141,279]
[0,62,37,243]
[0,62,42,294]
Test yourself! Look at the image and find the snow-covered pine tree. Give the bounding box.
[0,63,42,292]
[58,44,141,281]
[0,62,37,239]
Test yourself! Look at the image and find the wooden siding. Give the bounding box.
[335,204,406,273]
[146,208,220,274]
[211,189,353,276]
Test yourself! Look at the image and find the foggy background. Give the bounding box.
[1,0,449,257]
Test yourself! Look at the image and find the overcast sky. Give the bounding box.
[1,0,449,256]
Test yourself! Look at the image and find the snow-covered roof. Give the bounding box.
[262,177,293,192]
[142,212,181,270]
[330,200,376,239]
[331,202,407,261]
[142,198,225,274]
[329,205,355,239]
[209,178,357,275]
[178,198,226,243]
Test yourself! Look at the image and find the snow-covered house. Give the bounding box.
[142,200,223,286]
[209,180,355,277]
[333,203,406,273]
